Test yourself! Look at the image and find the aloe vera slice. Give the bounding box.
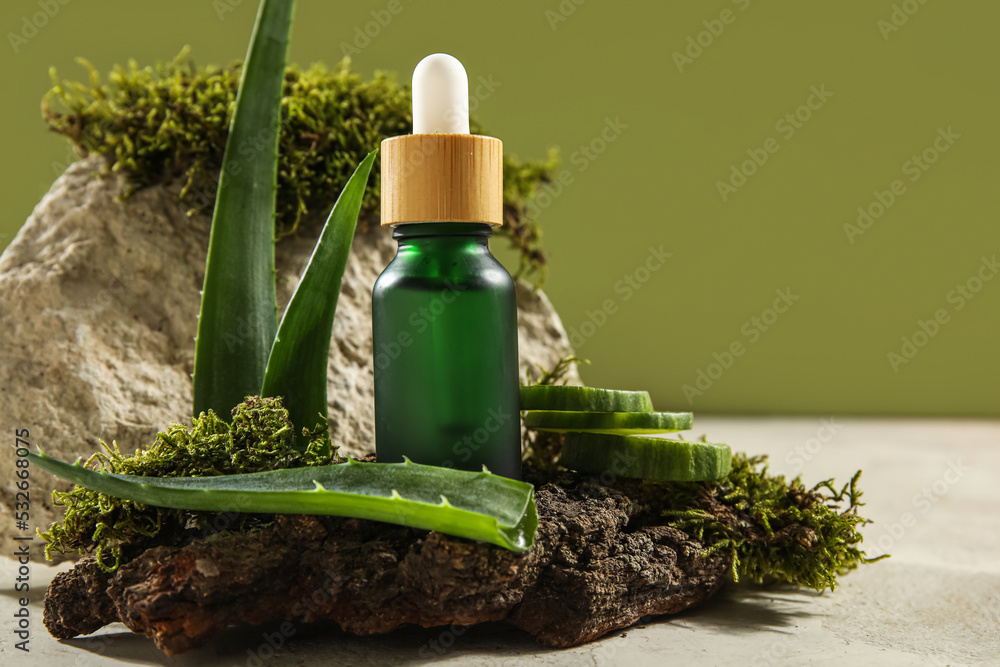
[560,433,731,481]
[519,386,653,413]
[28,450,537,552]
[524,410,692,434]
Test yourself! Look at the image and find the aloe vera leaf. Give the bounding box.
[523,410,693,434]
[560,433,732,481]
[260,151,377,444]
[192,0,295,420]
[28,450,537,552]
[518,385,654,412]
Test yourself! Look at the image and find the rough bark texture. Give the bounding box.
[43,474,729,656]
[43,558,119,639]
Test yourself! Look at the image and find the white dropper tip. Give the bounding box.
[412,53,470,134]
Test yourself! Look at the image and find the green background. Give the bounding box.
[1,0,996,416]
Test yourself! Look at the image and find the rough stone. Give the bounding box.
[0,158,579,563]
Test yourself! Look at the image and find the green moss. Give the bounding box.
[658,449,886,591]
[42,48,556,283]
[39,396,334,571]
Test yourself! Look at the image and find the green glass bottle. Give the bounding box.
[373,53,520,479]
[372,223,521,478]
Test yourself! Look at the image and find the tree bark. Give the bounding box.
[43,474,730,656]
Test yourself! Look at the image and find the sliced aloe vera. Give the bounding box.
[560,432,731,482]
[524,410,692,435]
[519,385,653,413]
[28,450,537,552]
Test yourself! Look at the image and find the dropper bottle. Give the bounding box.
[373,53,521,480]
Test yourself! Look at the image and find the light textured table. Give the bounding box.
[2,416,998,666]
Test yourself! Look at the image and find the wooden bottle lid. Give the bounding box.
[380,133,503,226]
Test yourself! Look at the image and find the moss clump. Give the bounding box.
[39,396,333,572]
[42,48,556,283]
[659,450,885,591]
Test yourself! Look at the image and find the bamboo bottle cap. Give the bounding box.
[380,53,503,226]
[380,133,503,226]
